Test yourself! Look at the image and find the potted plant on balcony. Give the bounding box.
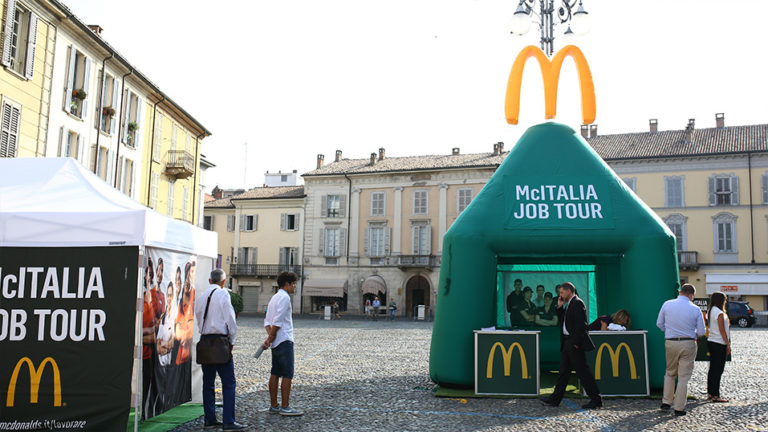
[102,106,116,117]
[127,121,138,132]
[70,88,86,112]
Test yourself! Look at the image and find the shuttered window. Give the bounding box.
[1,1,37,79]
[153,113,163,161]
[371,192,385,216]
[63,47,90,118]
[122,91,141,147]
[457,188,473,213]
[708,174,739,206]
[664,176,684,207]
[411,223,431,255]
[413,190,428,215]
[226,215,235,232]
[167,180,175,217]
[364,225,391,257]
[0,98,21,157]
[149,173,159,209]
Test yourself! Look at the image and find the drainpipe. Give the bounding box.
[146,96,165,206]
[748,152,755,264]
[344,173,352,261]
[113,69,133,188]
[94,53,114,178]
[192,132,205,225]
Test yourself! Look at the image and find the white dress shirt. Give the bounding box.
[656,295,706,339]
[264,289,294,348]
[194,284,237,345]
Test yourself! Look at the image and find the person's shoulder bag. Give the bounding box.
[196,288,232,365]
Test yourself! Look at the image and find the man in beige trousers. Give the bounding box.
[656,284,706,416]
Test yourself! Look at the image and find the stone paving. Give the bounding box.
[174,316,768,432]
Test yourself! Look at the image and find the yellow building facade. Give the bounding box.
[590,116,768,314]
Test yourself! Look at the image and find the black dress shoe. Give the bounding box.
[674,410,686,417]
[540,397,559,407]
[222,422,246,430]
[659,403,671,411]
[204,420,222,428]
[581,399,602,409]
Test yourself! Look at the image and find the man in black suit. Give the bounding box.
[506,278,524,327]
[541,281,602,409]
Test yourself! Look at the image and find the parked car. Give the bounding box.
[727,301,756,328]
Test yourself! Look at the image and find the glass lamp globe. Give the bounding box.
[570,5,591,35]
[510,6,532,35]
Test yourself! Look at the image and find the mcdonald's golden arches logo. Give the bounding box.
[486,342,530,379]
[6,357,62,407]
[594,342,638,380]
[505,45,596,125]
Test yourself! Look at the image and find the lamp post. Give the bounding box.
[510,0,591,57]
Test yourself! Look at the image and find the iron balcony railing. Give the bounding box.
[165,150,195,179]
[678,251,698,270]
[397,255,438,269]
[229,264,302,277]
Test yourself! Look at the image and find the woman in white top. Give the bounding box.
[706,291,731,403]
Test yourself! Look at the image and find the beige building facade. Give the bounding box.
[590,115,768,312]
[301,146,505,316]
[204,186,305,313]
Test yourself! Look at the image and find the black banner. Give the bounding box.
[0,247,138,432]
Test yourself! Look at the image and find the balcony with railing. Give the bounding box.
[229,264,302,278]
[165,150,195,179]
[678,251,698,271]
[397,255,438,271]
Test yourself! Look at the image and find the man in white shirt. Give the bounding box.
[194,269,244,430]
[656,283,706,417]
[263,271,304,416]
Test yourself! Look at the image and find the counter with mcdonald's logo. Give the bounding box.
[585,331,649,396]
[474,330,540,396]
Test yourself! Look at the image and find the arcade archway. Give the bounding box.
[406,274,431,317]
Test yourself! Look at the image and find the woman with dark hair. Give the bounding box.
[707,291,731,403]
[519,286,537,323]
[588,309,632,331]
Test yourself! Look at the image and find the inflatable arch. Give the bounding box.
[429,122,679,389]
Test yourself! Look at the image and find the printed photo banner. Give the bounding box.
[0,246,138,432]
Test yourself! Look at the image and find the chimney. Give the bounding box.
[212,186,222,199]
[649,119,658,133]
[716,113,725,129]
[452,147,460,155]
[498,142,504,153]
[316,154,324,169]
[292,169,297,173]
[685,119,695,142]
[580,124,589,138]
[378,147,386,161]
[87,25,103,36]
[589,124,597,137]
[335,150,342,162]
[492,143,499,155]
[370,153,377,166]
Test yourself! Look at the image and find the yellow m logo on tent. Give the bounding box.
[6,357,62,407]
[486,342,529,379]
[594,342,638,380]
[505,45,596,125]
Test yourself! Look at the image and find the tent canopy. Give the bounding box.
[0,158,216,257]
[361,275,386,296]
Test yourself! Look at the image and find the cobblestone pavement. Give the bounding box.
[174,317,768,432]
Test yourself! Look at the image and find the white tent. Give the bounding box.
[0,158,217,427]
[0,157,216,255]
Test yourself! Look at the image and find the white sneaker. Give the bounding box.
[279,406,304,416]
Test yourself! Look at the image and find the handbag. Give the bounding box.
[196,288,231,365]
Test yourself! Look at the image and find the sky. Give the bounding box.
[63,0,768,191]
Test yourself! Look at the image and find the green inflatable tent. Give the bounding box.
[429,122,679,389]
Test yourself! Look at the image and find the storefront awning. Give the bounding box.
[302,279,348,297]
[706,273,768,295]
[361,275,386,296]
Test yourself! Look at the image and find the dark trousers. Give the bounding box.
[201,357,236,425]
[707,341,727,397]
[141,356,154,419]
[551,344,601,403]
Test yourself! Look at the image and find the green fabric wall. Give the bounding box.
[429,122,679,389]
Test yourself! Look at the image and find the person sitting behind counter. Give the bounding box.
[588,309,631,331]
[534,292,558,326]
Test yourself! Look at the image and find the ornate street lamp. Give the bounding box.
[510,0,591,57]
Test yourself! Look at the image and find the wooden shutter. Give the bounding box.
[110,78,118,133]
[253,214,259,231]
[227,215,235,231]
[1,0,16,67]
[762,175,768,204]
[423,226,432,255]
[340,228,347,256]
[339,195,347,217]
[708,177,716,206]
[23,13,37,79]
[237,247,245,264]
[57,126,63,156]
[0,101,20,158]
[363,228,370,256]
[321,195,328,217]
[280,213,286,231]
[239,215,246,231]
[295,213,300,231]
[384,228,391,255]
[318,228,325,255]
[76,134,83,162]
[411,225,419,255]
[81,57,91,114]
[64,46,75,110]
[731,175,739,205]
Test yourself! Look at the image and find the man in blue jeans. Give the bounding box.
[194,269,245,430]
[263,271,304,416]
